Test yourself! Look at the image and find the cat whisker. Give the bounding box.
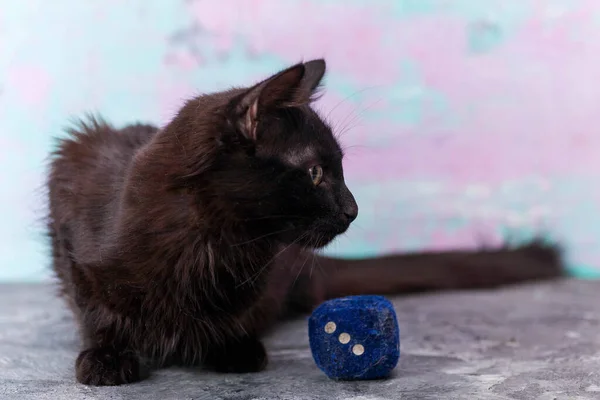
[323,86,380,122]
[236,231,309,289]
[230,227,295,246]
[331,96,383,143]
[246,232,309,290]
[308,234,324,280]
[290,245,313,289]
[242,215,311,221]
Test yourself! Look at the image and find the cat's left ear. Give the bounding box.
[229,59,326,140]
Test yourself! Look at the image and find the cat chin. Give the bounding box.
[293,231,341,250]
[283,221,352,249]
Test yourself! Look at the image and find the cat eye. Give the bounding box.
[309,165,323,186]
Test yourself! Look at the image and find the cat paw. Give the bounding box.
[75,347,143,385]
[206,336,268,373]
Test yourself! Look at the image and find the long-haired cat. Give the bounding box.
[47,59,563,385]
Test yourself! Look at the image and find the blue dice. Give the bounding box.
[308,295,400,380]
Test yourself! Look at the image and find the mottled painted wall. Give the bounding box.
[2,0,600,281]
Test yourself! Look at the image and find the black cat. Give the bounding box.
[46,59,564,385]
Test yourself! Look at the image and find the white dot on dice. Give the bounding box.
[338,332,351,344]
[352,344,365,356]
[324,321,337,334]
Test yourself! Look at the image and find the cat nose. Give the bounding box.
[342,204,358,223]
[339,184,358,224]
[343,211,357,223]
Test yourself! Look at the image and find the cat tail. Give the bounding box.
[309,240,566,300]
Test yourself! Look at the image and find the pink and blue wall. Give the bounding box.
[2,0,600,281]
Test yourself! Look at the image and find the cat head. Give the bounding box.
[168,59,358,249]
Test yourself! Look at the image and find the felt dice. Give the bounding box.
[308,295,400,380]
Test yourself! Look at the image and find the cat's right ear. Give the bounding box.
[228,59,326,141]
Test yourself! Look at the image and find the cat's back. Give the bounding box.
[48,118,158,261]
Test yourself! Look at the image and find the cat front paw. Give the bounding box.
[75,347,143,385]
[205,336,268,373]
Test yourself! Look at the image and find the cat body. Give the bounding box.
[47,60,563,385]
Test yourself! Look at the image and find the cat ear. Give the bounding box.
[291,59,326,106]
[230,59,326,140]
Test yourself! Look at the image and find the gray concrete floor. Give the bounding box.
[1,280,600,400]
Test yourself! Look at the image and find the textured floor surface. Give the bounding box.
[1,280,600,400]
